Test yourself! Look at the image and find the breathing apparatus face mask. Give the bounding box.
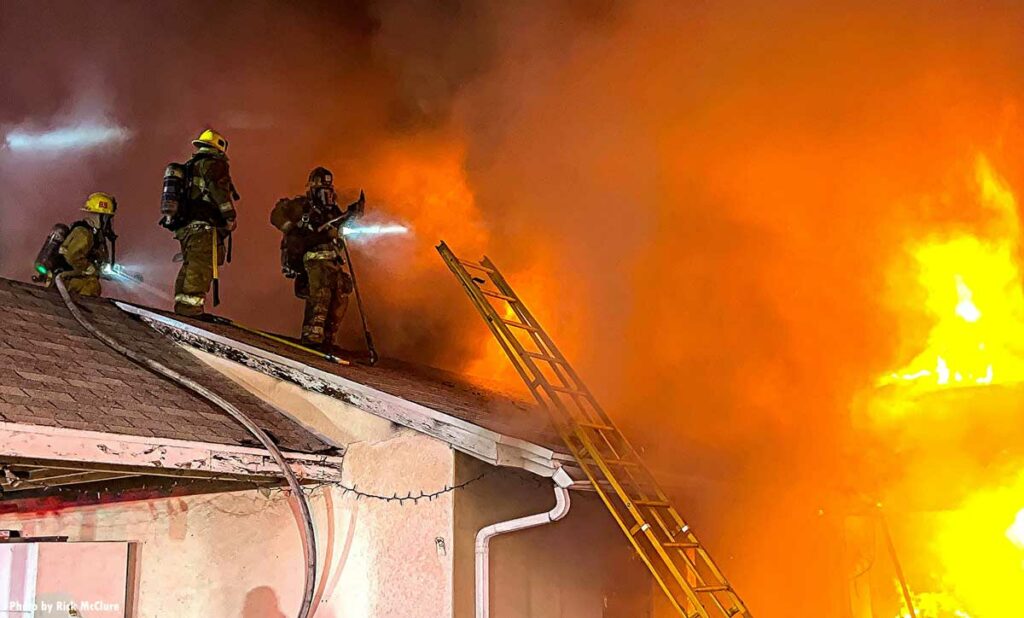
[82,213,103,229]
[98,214,117,241]
[312,186,337,208]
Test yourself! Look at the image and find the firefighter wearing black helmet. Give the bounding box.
[163,129,238,316]
[271,167,364,349]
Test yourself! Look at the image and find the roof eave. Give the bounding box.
[0,420,345,482]
[116,302,569,480]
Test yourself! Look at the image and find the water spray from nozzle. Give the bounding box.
[342,224,409,237]
[4,123,130,153]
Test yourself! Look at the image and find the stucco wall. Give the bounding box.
[0,432,456,618]
[452,454,652,618]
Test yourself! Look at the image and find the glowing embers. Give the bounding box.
[880,157,1024,391]
[4,124,130,152]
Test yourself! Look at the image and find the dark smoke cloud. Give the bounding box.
[4,0,1024,615]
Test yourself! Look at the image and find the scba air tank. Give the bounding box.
[160,162,187,227]
[33,223,71,278]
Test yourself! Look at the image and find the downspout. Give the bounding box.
[475,467,574,618]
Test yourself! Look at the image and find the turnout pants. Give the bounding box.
[174,223,225,317]
[64,274,101,297]
[301,248,353,346]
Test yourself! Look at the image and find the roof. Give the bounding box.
[131,305,564,452]
[0,279,331,454]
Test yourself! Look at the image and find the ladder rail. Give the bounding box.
[437,242,751,618]
[572,426,728,613]
[571,426,712,616]
[481,266,614,433]
[438,247,536,390]
[569,433,693,616]
[483,257,611,415]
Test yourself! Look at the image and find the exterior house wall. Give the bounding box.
[452,454,652,618]
[194,346,464,615]
[0,345,461,618]
[0,342,651,616]
[0,432,456,618]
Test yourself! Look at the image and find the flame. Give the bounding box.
[924,472,1024,617]
[879,157,1024,393]
[896,592,973,618]
[1008,508,1024,548]
[870,156,1024,616]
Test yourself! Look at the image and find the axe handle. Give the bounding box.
[212,229,221,307]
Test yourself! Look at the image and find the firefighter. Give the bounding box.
[164,129,238,316]
[271,167,364,349]
[57,192,118,297]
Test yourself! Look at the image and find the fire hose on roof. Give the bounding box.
[54,276,317,618]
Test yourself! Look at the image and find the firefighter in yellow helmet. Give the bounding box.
[161,129,239,316]
[57,192,118,297]
[271,167,364,349]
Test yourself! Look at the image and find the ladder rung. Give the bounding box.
[458,259,493,273]
[577,421,615,432]
[694,585,730,593]
[632,499,671,508]
[629,521,651,536]
[663,541,701,549]
[547,384,587,396]
[523,351,566,365]
[500,318,540,332]
[579,457,640,468]
[480,289,516,302]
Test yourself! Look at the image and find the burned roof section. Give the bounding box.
[0,278,331,454]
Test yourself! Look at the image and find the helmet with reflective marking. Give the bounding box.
[82,192,117,215]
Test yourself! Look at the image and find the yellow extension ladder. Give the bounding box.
[437,242,752,618]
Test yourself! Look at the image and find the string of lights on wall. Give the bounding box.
[0,468,497,515]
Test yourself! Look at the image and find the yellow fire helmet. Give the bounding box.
[192,128,228,153]
[82,192,117,216]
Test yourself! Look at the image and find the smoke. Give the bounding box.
[435,1,1024,614]
[4,0,1024,614]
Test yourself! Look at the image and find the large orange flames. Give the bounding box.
[878,157,1024,396]
[871,156,1024,617]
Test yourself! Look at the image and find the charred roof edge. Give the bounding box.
[114,302,568,480]
[0,420,344,481]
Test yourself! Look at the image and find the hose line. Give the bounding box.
[55,277,317,618]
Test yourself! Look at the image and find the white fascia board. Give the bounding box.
[115,302,567,479]
[0,421,344,481]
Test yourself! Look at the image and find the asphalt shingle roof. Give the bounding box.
[0,279,330,453]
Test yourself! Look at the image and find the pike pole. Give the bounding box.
[339,236,378,365]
